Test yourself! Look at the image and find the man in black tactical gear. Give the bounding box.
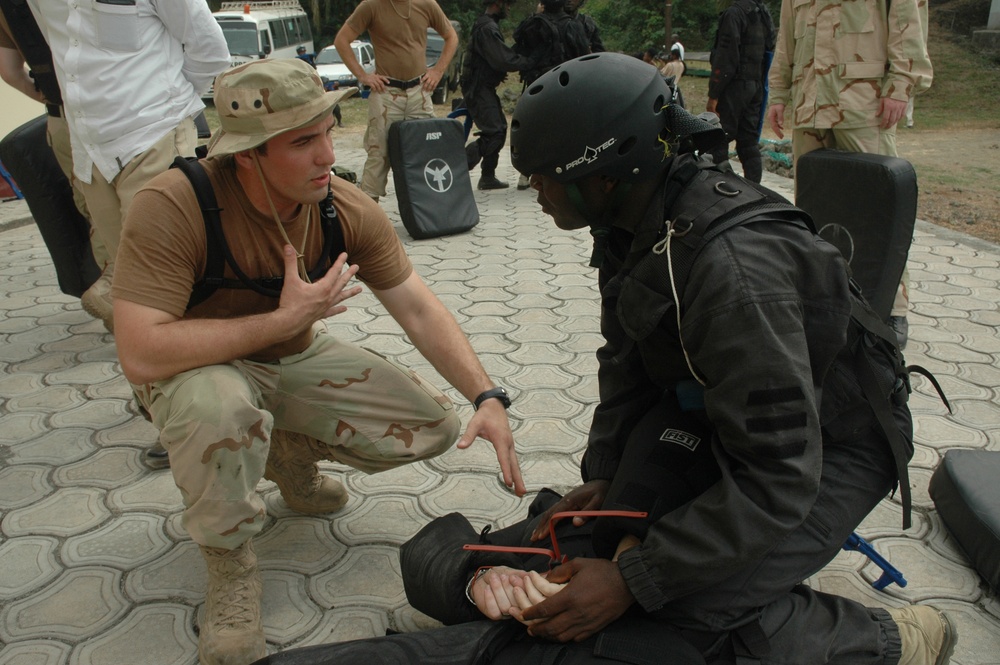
[512,0,589,87]
[706,0,776,183]
[463,0,534,191]
[565,0,603,53]
[502,52,956,665]
[511,0,589,190]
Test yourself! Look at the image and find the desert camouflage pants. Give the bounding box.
[133,328,459,550]
[792,126,909,317]
[361,86,434,198]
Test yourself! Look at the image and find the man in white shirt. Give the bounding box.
[27,0,229,331]
[671,33,685,60]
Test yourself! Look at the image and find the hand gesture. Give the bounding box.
[456,400,526,497]
[277,247,361,334]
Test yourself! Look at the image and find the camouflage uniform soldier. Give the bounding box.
[112,59,524,665]
[766,0,932,163]
[766,0,932,344]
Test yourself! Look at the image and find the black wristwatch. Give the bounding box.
[473,387,511,411]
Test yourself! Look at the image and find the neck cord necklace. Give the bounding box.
[250,153,312,283]
[389,0,411,20]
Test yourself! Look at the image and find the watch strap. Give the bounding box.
[473,387,510,410]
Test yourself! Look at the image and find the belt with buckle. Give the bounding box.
[46,103,62,118]
[386,76,422,90]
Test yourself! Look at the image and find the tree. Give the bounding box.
[584,0,780,54]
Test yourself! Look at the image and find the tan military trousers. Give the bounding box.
[133,328,460,550]
[360,86,434,198]
[792,125,909,317]
[78,116,197,268]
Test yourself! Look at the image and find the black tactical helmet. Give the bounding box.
[540,0,567,10]
[510,52,723,183]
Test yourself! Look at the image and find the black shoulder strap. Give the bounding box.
[625,157,801,293]
[171,156,347,311]
[172,156,227,310]
[0,0,63,105]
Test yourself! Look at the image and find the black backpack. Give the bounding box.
[0,0,63,107]
[514,12,590,85]
[170,156,346,311]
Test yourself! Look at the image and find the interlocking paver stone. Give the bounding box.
[3,487,110,537]
[9,427,95,465]
[262,570,323,642]
[0,464,53,509]
[0,639,73,665]
[0,536,60,598]
[1,148,999,664]
[72,605,196,665]
[0,567,127,641]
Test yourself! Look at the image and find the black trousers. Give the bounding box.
[595,386,908,664]
[403,379,909,664]
[464,83,507,177]
[711,80,765,183]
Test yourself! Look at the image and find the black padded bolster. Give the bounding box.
[929,449,1000,593]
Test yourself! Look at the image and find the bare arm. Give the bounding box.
[115,248,360,385]
[372,271,526,496]
[334,22,388,92]
[0,47,45,103]
[422,23,458,93]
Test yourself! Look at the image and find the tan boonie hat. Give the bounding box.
[208,58,357,157]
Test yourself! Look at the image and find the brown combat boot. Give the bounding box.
[887,605,958,665]
[198,540,266,665]
[264,430,348,514]
[81,264,114,333]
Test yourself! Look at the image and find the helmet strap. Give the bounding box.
[566,180,630,268]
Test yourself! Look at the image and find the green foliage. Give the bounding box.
[206,0,788,57]
[581,0,780,54]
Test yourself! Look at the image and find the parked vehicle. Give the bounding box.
[426,21,463,105]
[207,0,313,100]
[316,41,375,89]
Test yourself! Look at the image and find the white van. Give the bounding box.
[213,1,314,68]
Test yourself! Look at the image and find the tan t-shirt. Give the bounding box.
[346,0,452,80]
[660,60,684,83]
[113,156,412,361]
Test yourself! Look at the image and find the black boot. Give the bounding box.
[466,142,482,171]
[478,174,509,190]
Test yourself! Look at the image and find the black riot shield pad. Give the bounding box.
[929,450,1000,594]
[388,117,479,240]
[0,115,99,297]
[796,149,917,321]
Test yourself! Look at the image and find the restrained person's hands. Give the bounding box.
[511,557,635,642]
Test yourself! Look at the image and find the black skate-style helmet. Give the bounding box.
[510,52,723,183]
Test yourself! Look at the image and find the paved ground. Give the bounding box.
[1,146,999,665]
